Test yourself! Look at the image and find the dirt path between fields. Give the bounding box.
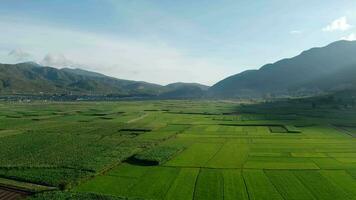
[127,113,149,123]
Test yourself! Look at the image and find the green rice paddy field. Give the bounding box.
[1,100,356,199]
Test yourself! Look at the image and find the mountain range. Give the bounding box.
[0,62,208,98]
[1,40,356,99]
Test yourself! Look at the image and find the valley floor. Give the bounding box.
[0,100,356,200]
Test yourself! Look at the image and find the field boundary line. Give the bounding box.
[292,171,319,200]
[331,125,355,137]
[263,169,286,200]
[160,165,339,170]
[162,168,182,199]
[241,169,251,200]
[192,168,201,200]
[221,170,224,200]
[204,140,226,166]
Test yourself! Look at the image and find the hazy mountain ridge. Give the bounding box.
[0,62,209,98]
[209,40,356,98]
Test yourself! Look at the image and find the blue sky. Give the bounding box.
[1,0,356,85]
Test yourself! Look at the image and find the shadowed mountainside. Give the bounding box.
[209,40,356,98]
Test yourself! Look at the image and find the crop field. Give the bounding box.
[1,100,356,199]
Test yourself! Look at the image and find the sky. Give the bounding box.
[0,0,356,85]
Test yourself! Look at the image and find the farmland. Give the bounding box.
[0,99,356,199]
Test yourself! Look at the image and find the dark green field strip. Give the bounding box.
[29,191,134,200]
[265,170,316,200]
[0,177,55,193]
[244,156,320,170]
[222,170,249,200]
[312,157,356,170]
[193,169,224,200]
[75,175,137,197]
[321,170,356,198]
[243,170,283,200]
[165,168,199,200]
[0,167,92,188]
[293,170,353,200]
[126,167,180,199]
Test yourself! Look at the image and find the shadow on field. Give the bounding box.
[125,156,159,166]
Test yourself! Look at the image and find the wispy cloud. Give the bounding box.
[341,33,356,41]
[8,48,32,62]
[290,30,303,34]
[322,16,352,32]
[40,53,74,67]
[0,18,229,85]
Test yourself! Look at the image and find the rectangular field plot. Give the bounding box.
[183,125,248,135]
[244,157,320,170]
[165,168,199,200]
[165,143,223,167]
[194,169,224,200]
[328,153,356,164]
[206,141,249,168]
[269,126,288,133]
[126,167,180,200]
[265,170,316,200]
[312,157,353,169]
[243,170,283,200]
[106,163,150,178]
[183,125,270,136]
[320,170,356,197]
[293,170,352,200]
[75,175,138,197]
[222,170,249,200]
[291,152,328,158]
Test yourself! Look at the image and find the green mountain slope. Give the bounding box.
[209,40,356,98]
[160,82,208,99]
[0,62,209,98]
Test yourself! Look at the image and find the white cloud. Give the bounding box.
[341,33,356,41]
[322,16,352,32]
[40,53,74,68]
[290,30,302,34]
[7,48,32,62]
[0,19,230,85]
